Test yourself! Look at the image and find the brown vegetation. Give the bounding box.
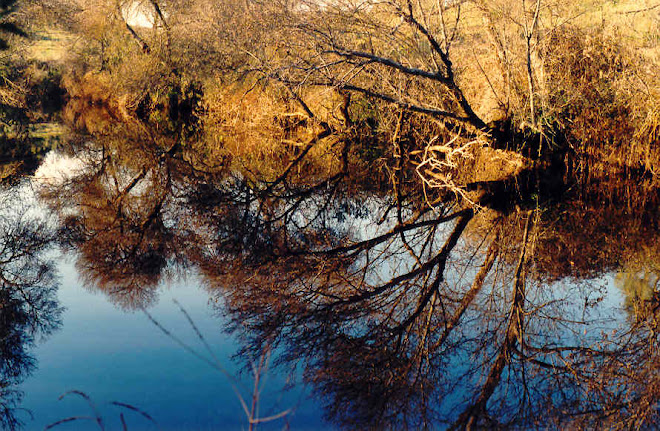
[21,0,649,206]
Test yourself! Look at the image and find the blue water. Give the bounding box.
[20,256,330,430]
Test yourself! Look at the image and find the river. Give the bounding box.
[2,126,660,430]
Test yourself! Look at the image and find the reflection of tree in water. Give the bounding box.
[208,207,659,429]
[204,173,660,429]
[616,270,660,326]
[41,124,189,309]
[615,237,660,328]
[41,117,660,429]
[0,188,62,430]
[40,114,355,309]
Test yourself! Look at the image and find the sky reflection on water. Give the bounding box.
[3,139,660,430]
[20,255,326,430]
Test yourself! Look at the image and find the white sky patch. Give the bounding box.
[122,1,167,29]
[33,151,88,185]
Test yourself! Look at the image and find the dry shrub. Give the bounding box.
[637,102,660,146]
[202,81,346,183]
[204,83,291,158]
[632,99,660,174]
[0,162,22,182]
[60,68,347,185]
[450,7,526,125]
[544,27,641,164]
[60,72,127,133]
[543,25,660,169]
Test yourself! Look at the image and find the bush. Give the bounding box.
[543,26,659,169]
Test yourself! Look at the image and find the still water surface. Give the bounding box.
[21,257,325,430]
[3,140,660,430]
[3,176,326,430]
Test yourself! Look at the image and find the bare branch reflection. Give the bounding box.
[39,111,660,429]
[0,187,62,430]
